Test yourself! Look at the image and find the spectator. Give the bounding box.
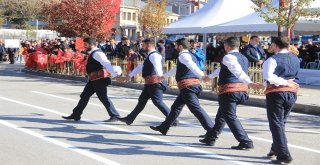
[206,43,216,62]
[133,36,147,59]
[213,41,226,62]
[7,48,17,64]
[105,39,117,56]
[117,37,131,60]
[0,40,6,63]
[69,40,76,52]
[241,36,267,65]
[157,39,166,56]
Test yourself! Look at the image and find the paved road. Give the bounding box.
[0,63,319,165]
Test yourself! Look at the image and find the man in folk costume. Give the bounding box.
[117,39,176,126]
[200,37,256,150]
[150,38,214,135]
[262,37,299,164]
[62,37,122,122]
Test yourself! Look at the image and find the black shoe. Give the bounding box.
[62,115,81,121]
[171,120,179,127]
[118,117,133,125]
[199,134,206,138]
[267,149,276,158]
[199,137,216,146]
[104,117,119,122]
[231,142,254,150]
[150,126,169,135]
[271,157,293,164]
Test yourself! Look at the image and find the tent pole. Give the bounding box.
[202,33,207,55]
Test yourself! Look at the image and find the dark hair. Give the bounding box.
[224,37,240,48]
[176,38,190,49]
[189,39,195,43]
[158,39,165,44]
[83,37,97,46]
[121,36,129,41]
[273,37,289,49]
[142,38,155,45]
[250,36,259,40]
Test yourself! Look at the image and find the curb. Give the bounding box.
[22,69,320,116]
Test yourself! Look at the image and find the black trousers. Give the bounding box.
[9,53,15,64]
[160,84,213,131]
[209,92,252,143]
[72,78,120,118]
[127,83,170,122]
[0,53,3,62]
[266,92,297,160]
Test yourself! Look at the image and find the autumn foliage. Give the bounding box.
[42,0,121,38]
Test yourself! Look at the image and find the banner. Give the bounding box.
[5,39,20,48]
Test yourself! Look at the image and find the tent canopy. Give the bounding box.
[163,0,256,34]
[202,0,320,35]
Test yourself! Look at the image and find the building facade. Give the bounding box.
[113,0,180,41]
[167,0,208,18]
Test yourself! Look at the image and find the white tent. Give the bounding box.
[203,0,320,35]
[163,0,256,34]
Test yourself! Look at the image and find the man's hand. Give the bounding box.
[256,60,263,65]
[114,76,124,83]
[202,76,211,82]
[287,79,299,89]
[115,76,131,83]
[248,83,265,90]
[159,76,165,81]
[123,76,131,82]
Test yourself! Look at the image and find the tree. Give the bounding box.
[0,0,51,28]
[41,0,120,38]
[139,0,168,39]
[254,0,320,38]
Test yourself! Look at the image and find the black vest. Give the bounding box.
[218,51,249,85]
[269,52,300,81]
[175,52,199,82]
[86,49,104,74]
[142,51,159,78]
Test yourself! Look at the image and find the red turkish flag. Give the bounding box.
[34,52,48,70]
[64,49,74,61]
[49,54,57,65]
[55,49,66,64]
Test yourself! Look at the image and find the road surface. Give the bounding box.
[0,63,319,165]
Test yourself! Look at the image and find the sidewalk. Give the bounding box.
[3,63,319,115]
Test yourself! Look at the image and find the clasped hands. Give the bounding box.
[114,76,131,83]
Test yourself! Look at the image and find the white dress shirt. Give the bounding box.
[89,47,120,78]
[207,67,221,79]
[128,49,163,78]
[262,49,289,86]
[207,50,252,85]
[164,50,204,79]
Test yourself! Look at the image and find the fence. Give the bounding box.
[32,56,264,95]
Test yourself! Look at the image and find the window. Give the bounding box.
[167,19,169,24]
[122,12,126,20]
[3,19,8,25]
[128,12,131,21]
[133,13,136,21]
[171,19,173,23]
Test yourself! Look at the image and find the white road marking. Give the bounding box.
[31,91,320,154]
[0,119,121,165]
[0,96,253,165]
[110,93,320,134]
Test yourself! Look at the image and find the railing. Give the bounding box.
[36,56,264,95]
